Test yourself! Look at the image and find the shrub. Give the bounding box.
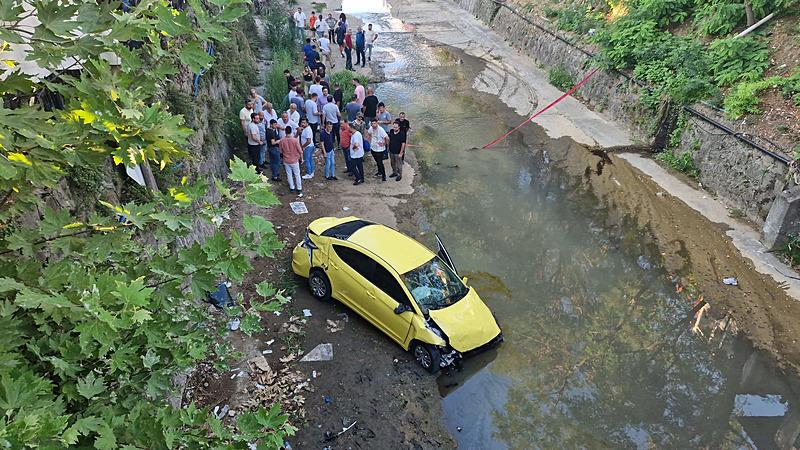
[555,7,600,34]
[778,234,800,267]
[594,19,667,68]
[709,36,769,87]
[263,1,295,53]
[548,66,575,91]
[329,70,369,104]
[724,72,800,118]
[656,149,701,178]
[266,49,294,110]
[694,0,746,36]
[635,0,692,27]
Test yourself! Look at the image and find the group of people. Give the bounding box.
[237,68,412,198]
[292,7,378,71]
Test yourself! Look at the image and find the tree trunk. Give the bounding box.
[744,0,756,27]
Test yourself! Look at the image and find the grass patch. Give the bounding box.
[548,66,575,92]
[655,149,700,178]
[778,235,800,267]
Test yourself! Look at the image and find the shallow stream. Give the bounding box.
[346,2,800,448]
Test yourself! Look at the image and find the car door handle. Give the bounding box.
[366,291,376,299]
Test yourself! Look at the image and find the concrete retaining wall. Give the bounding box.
[448,0,790,225]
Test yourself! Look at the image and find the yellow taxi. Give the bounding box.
[291,217,503,373]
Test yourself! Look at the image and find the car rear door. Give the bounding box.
[329,244,376,318]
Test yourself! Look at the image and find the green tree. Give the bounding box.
[0,0,294,447]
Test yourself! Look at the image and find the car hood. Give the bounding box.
[429,288,501,352]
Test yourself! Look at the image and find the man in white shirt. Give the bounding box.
[316,13,327,38]
[322,95,340,146]
[304,93,321,144]
[299,118,316,179]
[276,112,297,139]
[287,103,301,125]
[318,36,333,68]
[293,8,306,37]
[239,99,254,137]
[366,119,389,181]
[262,102,278,123]
[348,122,364,185]
[309,78,324,99]
[365,24,378,62]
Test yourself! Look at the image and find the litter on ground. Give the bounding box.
[290,202,308,214]
[723,277,739,286]
[303,309,313,317]
[300,343,334,362]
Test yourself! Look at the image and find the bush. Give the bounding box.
[266,49,294,110]
[548,66,575,91]
[778,234,800,267]
[693,0,745,36]
[635,0,692,27]
[263,1,295,53]
[656,149,701,178]
[594,19,667,68]
[724,72,800,119]
[555,7,600,34]
[709,36,769,87]
[329,70,368,104]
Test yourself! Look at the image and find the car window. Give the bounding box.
[321,220,373,239]
[333,245,375,279]
[400,257,466,313]
[372,263,411,306]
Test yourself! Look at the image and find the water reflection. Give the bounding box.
[349,6,800,450]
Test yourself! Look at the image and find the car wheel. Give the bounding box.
[308,269,331,301]
[411,342,441,374]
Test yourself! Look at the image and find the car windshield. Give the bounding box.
[400,257,466,313]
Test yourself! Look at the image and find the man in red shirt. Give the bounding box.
[339,120,352,175]
[344,30,354,70]
[279,126,305,197]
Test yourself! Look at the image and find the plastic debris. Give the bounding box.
[206,282,233,308]
[323,395,333,404]
[723,277,738,286]
[312,370,318,378]
[214,404,230,419]
[228,318,240,331]
[300,343,334,362]
[262,349,273,354]
[326,319,343,333]
[303,309,313,317]
[266,339,275,346]
[457,426,463,432]
[637,255,652,270]
[284,441,293,450]
[342,206,350,211]
[289,202,308,214]
[324,420,356,441]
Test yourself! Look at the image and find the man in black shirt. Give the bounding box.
[396,111,411,134]
[388,121,407,181]
[362,87,379,123]
[332,82,343,108]
[266,119,282,181]
[284,69,296,91]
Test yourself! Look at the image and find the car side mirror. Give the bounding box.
[394,303,411,315]
[461,276,469,286]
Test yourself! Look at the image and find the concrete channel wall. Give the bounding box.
[448,0,791,226]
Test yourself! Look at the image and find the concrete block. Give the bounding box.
[762,185,800,250]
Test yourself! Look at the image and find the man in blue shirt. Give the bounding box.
[355,27,366,68]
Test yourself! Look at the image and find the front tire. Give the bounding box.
[308,269,332,301]
[411,342,441,374]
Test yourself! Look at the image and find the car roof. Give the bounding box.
[348,224,434,274]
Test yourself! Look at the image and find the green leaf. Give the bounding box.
[239,313,262,336]
[131,308,152,324]
[255,281,276,298]
[228,157,261,183]
[112,278,154,307]
[141,348,160,369]
[244,183,280,208]
[179,41,215,73]
[0,277,25,293]
[243,215,274,235]
[77,372,106,399]
[15,288,73,310]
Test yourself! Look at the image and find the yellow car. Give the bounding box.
[291,217,503,373]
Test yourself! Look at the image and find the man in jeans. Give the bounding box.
[299,118,316,180]
[266,119,282,181]
[388,121,406,181]
[339,120,352,176]
[365,23,378,61]
[279,126,304,197]
[354,26,366,68]
[320,122,337,181]
[256,111,268,171]
[304,92,321,144]
[348,122,365,185]
[366,118,388,181]
[322,95,340,147]
[246,113,263,170]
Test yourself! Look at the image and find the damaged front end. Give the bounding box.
[424,317,462,370]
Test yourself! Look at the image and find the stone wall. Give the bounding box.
[448,0,790,225]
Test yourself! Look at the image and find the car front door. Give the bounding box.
[435,233,458,276]
[366,261,414,346]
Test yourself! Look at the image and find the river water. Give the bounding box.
[345,2,800,448]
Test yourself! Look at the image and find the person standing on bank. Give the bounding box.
[343,29,354,71]
[266,119,282,181]
[354,26,366,68]
[339,118,352,175]
[377,102,391,133]
[365,24,378,62]
[366,118,389,181]
[279,126,304,197]
[349,122,365,185]
[299,118,315,180]
[256,111,268,170]
[304,92,321,145]
[293,7,306,39]
[322,94,341,146]
[388,120,406,181]
[325,13,337,42]
[353,77,365,106]
[362,87,379,123]
[247,112,264,169]
[321,122,337,180]
[239,99,254,138]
